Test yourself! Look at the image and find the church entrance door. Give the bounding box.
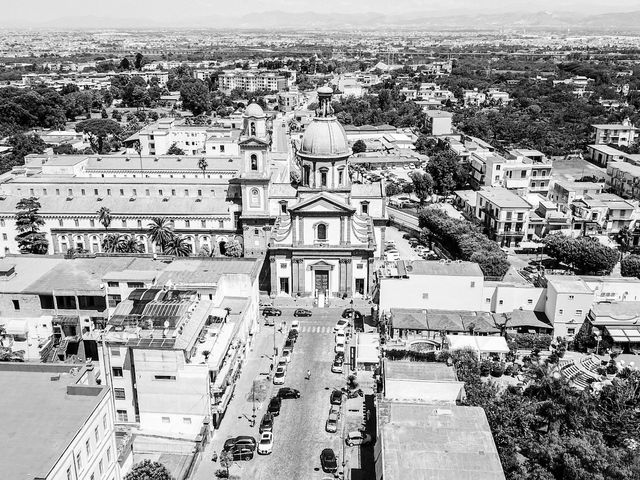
[315,270,329,294]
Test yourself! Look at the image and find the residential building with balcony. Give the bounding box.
[568,192,638,238]
[548,181,604,213]
[486,88,510,104]
[424,110,453,136]
[219,69,288,93]
[476,187,532,247]
[607,161,640,200]
[0,363,120,480]
[592,118,638,147]
[544,275,594,339]
[463,88,486,107]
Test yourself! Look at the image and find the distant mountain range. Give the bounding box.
[5,10,640,31]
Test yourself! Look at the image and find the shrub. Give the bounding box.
[504,364,514,376]
[491,362,505,377]
[480,360,492,376]
[215,469,229,478]
[621,255,640,278]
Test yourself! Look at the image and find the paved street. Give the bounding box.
[194,307,354,480]
[385,226,421,260]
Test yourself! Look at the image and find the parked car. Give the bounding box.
[335,331,346,343]
[335,342,345,354]
[320,448,338,473]
[341,308,362,319]
[273,366,286,385]
[277,387,300,399]
[334,352,345,363]
[331,358,344,373]
[259,412,274,433]
[294,308,312,317]
[345,431,373,446]
[385,251,400,262]
[230,446,254,461]
[330,390,343,405]
[257,432,274,455]
[284,338,295,351]
[290,319,300,331]
[262,307,282,316]
[329,404,341,418]
[334,318,349,332]
[281,349,292,363]
[268,396,282,416]
[325,412,339,433]
[288,329,298,342]
[223,436,256,452]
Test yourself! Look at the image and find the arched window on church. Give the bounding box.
[303,165,311,186]
[316,223,327,242]
[250,188,260,208]
[320,168,328,187]
[250,122,256,137]
[250,154,258,171]
[338,168,344,186]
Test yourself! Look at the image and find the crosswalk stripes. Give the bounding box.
[297,325,333,334]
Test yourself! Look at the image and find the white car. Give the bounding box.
[334,319,348,333]
[385,251,399,262]
[335,342,345,354]
[257,432,273,454]
[335,332,346,344]
[290,320,300,332]
[281,349,292,363]
[273,366,286,385]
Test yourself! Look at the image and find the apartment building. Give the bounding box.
[219,69,288,93]
[463,88,486,107]
[544,275,594,339]
[469,150,552,195]
[569,193,636,236]
[548,181,604,213]
[135,117,241,156]
[476,187,531,247]
[127,71,169,87]
[587,144,627,167]
[592,118,638,147]
[486,88,510,104]
[0,363,120,480]
[424,110,453,136]
[607,161,640,200]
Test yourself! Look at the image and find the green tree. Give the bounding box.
[75,119,122,154]
[166,143,185,155]
[180,80,211,116]
[616,226,632,253]
[198,157,208,178]
[426,150,464,196]
[101,233,125,253]
[14,197,48,254]
[134,53,144,71]
[147,217,175,253]
[409,171,434,205]
[1,133,48,174]
[119,57,131,71]
[97,207,112,232]
[352,139,367,154]
[621,254,640,278]
[124,459,173,480]
[224,239,243,257]
[219,450,233,478]
[164,236,192,257]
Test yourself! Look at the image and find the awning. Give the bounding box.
[53,316,80,326]
[606,326,640,343]
[2,319,28,335]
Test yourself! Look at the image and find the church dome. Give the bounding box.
[299,117,350,160]
[244,102,265,117]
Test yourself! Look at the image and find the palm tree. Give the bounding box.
[147,217,175,253]
[164,235,192,257]
[120,236,144,254]
[101,233,125,253]
[198,157,208,178]
[97,207,112,232]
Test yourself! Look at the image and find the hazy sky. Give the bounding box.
[4,0,640,24]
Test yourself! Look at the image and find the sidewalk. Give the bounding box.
[192,323,284,480]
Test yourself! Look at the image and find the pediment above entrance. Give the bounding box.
[289,193,355,215]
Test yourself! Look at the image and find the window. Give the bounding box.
[90,219,95,227]
[422,293,429,299]
[3,233,7,240]
[568,295,574,300]
[67,467,72,480]
[122,219,127,228]
[132,189,137,196]
[485,298,490,303]
[559,309,564,315]
[68,188,73,196]
[159,189,163,196]
[112,367,123,377]
[250,188,260,207]
[107,189,111,196]
[575,309,583,315]
[12,300,19,310]
[116,410,128,422]
[74,219,79,227]
[185,220,190,228]
[107,446,112,462]
[499,300,503,305]
[320,169,328,187]
[250,154,258,171]
[127,282,143,288]
[495,165,501,171]
[59,219,64,227]
[220,145,225,153]
[99,459,104,475]
[198,189,202,196]
[154,375,176,380]
[107,281,118,288]
[567,328,576,335]
[76,451,82,471]
[317,223,327,241]
[527,299,533,305]
[183,417,192,424]
[85,439,91,456]
[119,189,124,196]
[162,417,171,424]
[114,388,126,400]
[250,122,256,137]
[184,189,189,196]
[56,188,60,196]
[102,414,107,431]
[470,281,475,288]
[218,220,224,229]
[201,220,206,228]
[171,189,176,196]
[361,202,369,215]
[108,294,121,308]
[145,189,150,196]
[0,219,3,227]
[338,169,344,185]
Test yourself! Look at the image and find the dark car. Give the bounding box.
[341,308,362,319]
[284,338,295,350]
[259,412,274,433]
[294,308,312,317]
[268,396,282,416]
[288,329,298,342]
[330,389,343,405]
[320,448,338,473]
[230,446,254,461]
[278,387,301,399]
[223,436,256,452]
[334,352,345,362]
[262,307,282,316]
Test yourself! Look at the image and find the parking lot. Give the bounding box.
[194,307,368,480]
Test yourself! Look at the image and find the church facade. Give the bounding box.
[237,87,387,299]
